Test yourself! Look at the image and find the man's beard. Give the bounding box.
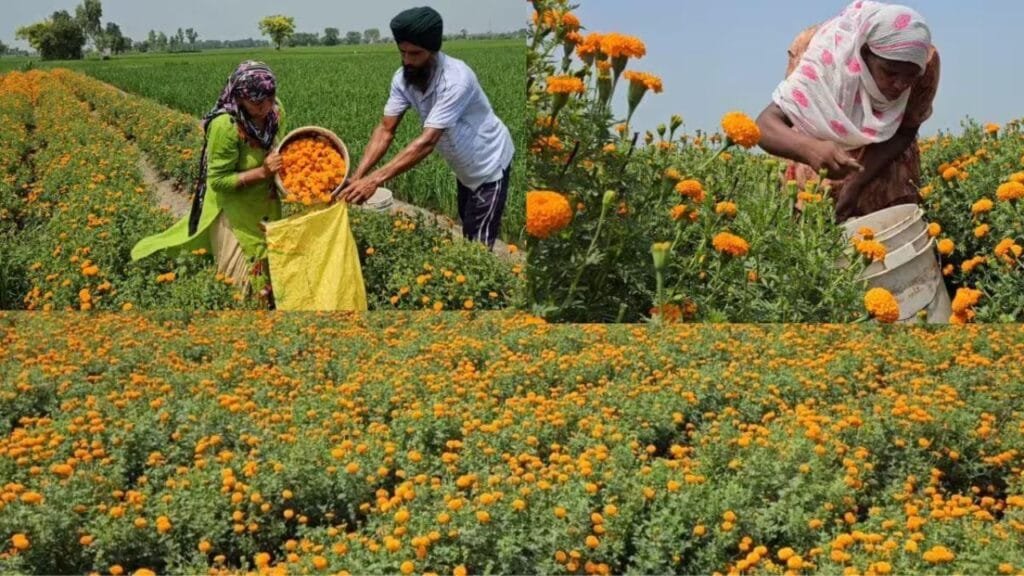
[403,58,435,91]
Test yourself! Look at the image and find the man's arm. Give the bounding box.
[351,114,403,180]
[337,126,443,204]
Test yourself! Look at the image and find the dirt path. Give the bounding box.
[140,157,192,218]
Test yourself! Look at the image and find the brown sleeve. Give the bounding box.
[786,25,820,78]
[902,47,940,129]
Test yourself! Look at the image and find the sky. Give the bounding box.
[572,0,1024,136]
[2,0,524,47]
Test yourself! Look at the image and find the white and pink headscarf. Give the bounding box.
[772,1,932,150]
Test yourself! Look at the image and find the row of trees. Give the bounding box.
[9,4,527,61]
[257,15,526,50]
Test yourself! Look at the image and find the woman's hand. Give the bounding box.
[263,151,283,174]
[807,140,864,180]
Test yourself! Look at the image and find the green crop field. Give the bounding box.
[0,40,525,241]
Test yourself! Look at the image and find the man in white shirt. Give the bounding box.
[335,6,515,249]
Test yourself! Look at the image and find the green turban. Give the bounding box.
[390,6,443,52]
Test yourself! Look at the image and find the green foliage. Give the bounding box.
[258,15,296,51]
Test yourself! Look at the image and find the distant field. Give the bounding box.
[0,40,525,240]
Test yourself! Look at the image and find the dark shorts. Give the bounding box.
[457,164,510,250]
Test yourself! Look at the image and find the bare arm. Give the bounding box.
[847,125,917,188]
[756,102,863,179]
[352,114,403,180]
[337,125,444,204]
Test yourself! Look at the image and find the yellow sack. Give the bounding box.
[265,201,368,311]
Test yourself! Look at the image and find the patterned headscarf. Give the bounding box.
[188,61,280,236]
[771,1,931,150]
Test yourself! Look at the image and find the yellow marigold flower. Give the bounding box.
[664,167,682,181]
[927,222,941,237]
[156,515,172,534]
[712,232,749,257]
[974,224,990,238]
[675,179,705,202]
[598,32,646,59]
[721,111,761,149]
[526,191,573,239]
[545,76,585,95]
[856,239,887,262]
[864,288,899,323]
[797,191,822,203]
[919,184,933,198]
[951,287,983,315]
[715,201,738,217]
[922,545,955,564]
[996,181,1024,201]
[937,238,955,256]
[971,198,993,215]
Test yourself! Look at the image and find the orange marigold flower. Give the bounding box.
[11,533,30,551]
[675,179,705,202]
[922,546,956,564]
[856,239,887,262]
[622,70,663,93]
[526,191,573,239]
[561,12,581,31]
[545,75,585,95]
[971,198,994,215]
[937,238,954,256]
[996,181,1024,201]
[712,232,749,257]
[941,167,959,181]
[984,123,999,135]
[576,32,603,60]
[670,205,688,221]
[927,222,941,237]
[961,256,986,274]
[864,288,899,323]
[721,111,761,149]
[598,33,646,59]
[951,287,983,315]
[279,135,348,205]
[974,223,990,238]
[715,201,738,217]
[994,238,1022,263]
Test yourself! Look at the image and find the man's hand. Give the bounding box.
[808,140,864,180]
[334,176,379,205]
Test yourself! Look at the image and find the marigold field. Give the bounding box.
[0,41,526,238]
[526,0,1023,324]
[0,67,523,312]
[1,312,1024,574]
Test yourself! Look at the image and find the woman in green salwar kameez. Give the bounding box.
[131,61,286,302]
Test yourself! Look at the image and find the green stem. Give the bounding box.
[560,200,610,312]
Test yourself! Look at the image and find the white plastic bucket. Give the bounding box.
[358,187,394,212]
[840,204,951,323]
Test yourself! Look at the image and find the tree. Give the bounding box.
[156,31,168,51]
[345,31,362,45]
[323,27,339,46]
[258,15,295,50]
[363,28,380,44]
[289,32,319,47]
[75,0,103,49]
[185,28,198,45]
[175,28,185,45]
[16,11,86,60]
[0,40,7,56]
[460,28,468,40]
